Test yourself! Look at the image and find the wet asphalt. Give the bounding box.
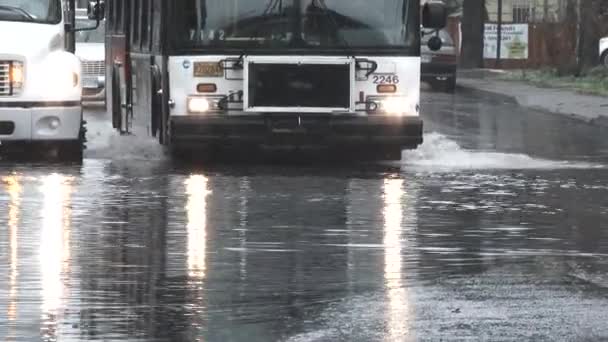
[1,89,608,341]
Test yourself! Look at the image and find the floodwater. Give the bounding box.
[1,90,608,341]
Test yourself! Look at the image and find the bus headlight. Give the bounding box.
[187,97,211,113]
[379,96,419,116]
[187,96,222,114]
[10,62,24,93]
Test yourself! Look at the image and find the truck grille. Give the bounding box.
[82,60,105,77]
[0,61,10,96]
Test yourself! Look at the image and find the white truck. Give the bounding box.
[0,0,101,161]
[601,36,608,67]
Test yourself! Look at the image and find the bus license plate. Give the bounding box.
[194,62,223,77]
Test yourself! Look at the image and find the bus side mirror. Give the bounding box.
[87,0,105,21]
[428,35,442,51]
[422,1,447,29]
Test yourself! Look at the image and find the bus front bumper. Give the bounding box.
[0,102,82,142]
[170,114,423,150]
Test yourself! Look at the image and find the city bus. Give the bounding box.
[102,0,446,160]
[0,0,103,161]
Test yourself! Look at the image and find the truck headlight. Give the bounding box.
[48,69,79,91]
[9,62,24,93]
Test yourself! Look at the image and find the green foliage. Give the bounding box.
[499,67,608,97]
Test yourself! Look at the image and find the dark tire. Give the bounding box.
[443,76,456,93]
[57,141,83,163]
[602,51,608,68]
[151,65,163,142]
[377,147,403,161]
[170,144,216,163]
[332,146,403,162]
[111,65,122,130]
[57,120,86,163]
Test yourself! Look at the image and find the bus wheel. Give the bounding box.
[150,65,163,143]
[111,65,122,130]
[170,145,216,163]
[443,77,457,93]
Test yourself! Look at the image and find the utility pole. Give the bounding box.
[575,0,581,72]
[496,0,503,68]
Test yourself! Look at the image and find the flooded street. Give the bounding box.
[1,90,608,341]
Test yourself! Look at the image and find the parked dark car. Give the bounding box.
[421,29,458,92]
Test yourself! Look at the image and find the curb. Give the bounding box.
[455,82,519,105]
[456,80,608,127]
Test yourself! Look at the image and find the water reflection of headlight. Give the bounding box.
[383,178,409,340]
[185,175,211,279]
[4,175,21,321]
[39,174,73,315]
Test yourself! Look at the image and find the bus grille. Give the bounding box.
[82,60,105,77]
[0,61,10,96]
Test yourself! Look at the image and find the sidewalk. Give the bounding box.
[457,69,608,123]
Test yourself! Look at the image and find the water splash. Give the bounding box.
[84,114,166,161]
[402,133,604,171]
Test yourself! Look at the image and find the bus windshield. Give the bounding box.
[0,0,61,24]
[171,0,417,52]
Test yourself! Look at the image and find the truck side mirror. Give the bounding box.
[422,1,447,29]
[87,0,105,21]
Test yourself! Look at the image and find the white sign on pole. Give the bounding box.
[483,24,529,60]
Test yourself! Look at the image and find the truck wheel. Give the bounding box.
[57,120,86,163]
[602,51,608,67]
[58,141,83,162]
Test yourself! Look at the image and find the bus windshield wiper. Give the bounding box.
[0,5,35,21]
[230,0,285,69]
[309,1,377,76]
[311,0,349,49]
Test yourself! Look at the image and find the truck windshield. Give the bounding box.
[171,0,417,52]
[0,0,61,24]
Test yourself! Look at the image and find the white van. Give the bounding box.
[0,0,86,160]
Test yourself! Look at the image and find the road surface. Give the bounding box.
[1,89,607,341]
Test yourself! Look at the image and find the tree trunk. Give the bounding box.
[577,0,603,72]
[555,0,579,75]
[460,0,486,68]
